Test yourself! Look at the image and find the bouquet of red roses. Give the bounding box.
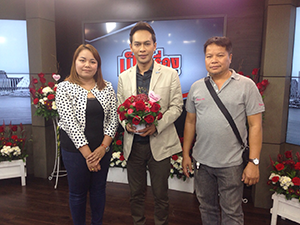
[117,92,163,127]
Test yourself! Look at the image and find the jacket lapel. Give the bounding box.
[129,65,137,96]
[149,61,161,92]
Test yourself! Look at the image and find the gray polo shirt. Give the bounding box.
[185,69,265,168]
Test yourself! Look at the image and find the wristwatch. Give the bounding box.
[249,158,259,165]
[101,143,110,152]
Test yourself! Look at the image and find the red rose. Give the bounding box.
[53,86,57,92]
[135,100,145,111]
[40,77,46,84]
[292,177,300,186]
[33,78,38,84]
[47,94,55,100]
[172,154,178,161]
[48,82,55,88]
[261,79,269,86]
[257,83,263,90]
[252,68,259,75]
[271,176,279,183]
[285,150,292,159]
[6,142,12,146]
[156,112,163,120]
[294,162,300,170]
[116,140,122,146]
[119,111,127,121]
[30,88,36,96]
[275,163,285,171]
[123,99,132,109]
[150,102,160,113]
[144,115,154,124]
[33,98,39,105]
[132,116,141,125]
[120,154,125,161]
[11,125,18,132]
[11,135,18,140]
[38,73,45,78]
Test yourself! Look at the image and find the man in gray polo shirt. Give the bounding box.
[182,36,265,225]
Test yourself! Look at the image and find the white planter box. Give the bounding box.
[270,193,300,225]
[0,159,27,186]
[107,167,128,184]
[107,167,194,193]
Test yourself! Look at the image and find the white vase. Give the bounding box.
[0,159,27,186]
[270,193,300,225]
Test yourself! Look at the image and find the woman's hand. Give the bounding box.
[87,146,106,164]
[86,157,101,172]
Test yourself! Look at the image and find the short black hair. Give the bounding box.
[204,36,232,54]
[129,21,156,43]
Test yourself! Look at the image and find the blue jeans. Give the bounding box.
[194,163,244,225]
[62,148,112,225]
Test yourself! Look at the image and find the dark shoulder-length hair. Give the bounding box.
[65,44,106,90]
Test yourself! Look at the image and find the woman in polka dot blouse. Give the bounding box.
[56,44,118,225]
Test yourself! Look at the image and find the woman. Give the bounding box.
[56,44,118,225]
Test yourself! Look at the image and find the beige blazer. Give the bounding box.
[117,61,183,161]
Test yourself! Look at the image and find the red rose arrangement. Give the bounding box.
[268,150,300,201]
[110,131,126,168]
[238,68,269,97]
[29,73,61,120]
[0,122,28,162]
[117,92,163,127]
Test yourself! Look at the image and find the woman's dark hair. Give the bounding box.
[129,21,156,44]
[66,44,106,90]
[204,36,232,54]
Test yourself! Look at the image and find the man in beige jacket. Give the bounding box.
[117,21,183,225]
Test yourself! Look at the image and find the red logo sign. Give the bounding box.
[117,48,182,75]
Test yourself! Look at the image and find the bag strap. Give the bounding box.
[204,76,246,148]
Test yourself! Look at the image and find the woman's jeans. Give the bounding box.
[62,148,112,225]
[194,163,244,225]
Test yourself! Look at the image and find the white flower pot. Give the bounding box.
[107,167,194,193]
[0,159,27,186]
[107,167,128,184]
[270,193,300,225]
[168,176,194,193]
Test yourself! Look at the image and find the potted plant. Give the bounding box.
[0,122,28,186]
[268,150,300,224]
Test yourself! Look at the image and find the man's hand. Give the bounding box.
[241,162,259,185]
[126,123,136,133]
[137,123,157,137]
[182,155,193,178]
